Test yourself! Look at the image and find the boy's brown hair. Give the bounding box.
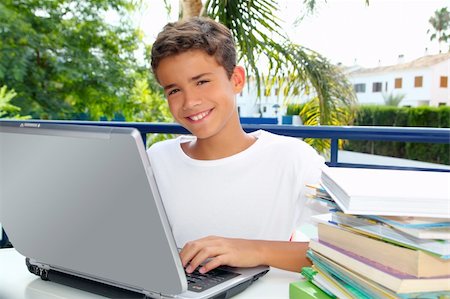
[151,17,236,81]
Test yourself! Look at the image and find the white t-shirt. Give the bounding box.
[147,130,326,247]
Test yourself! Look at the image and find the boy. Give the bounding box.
[148,17,326,275]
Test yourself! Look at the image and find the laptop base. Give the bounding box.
[26,258,269,299]
[26,258,147,298]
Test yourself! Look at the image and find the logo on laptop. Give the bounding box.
[20,123,41,128]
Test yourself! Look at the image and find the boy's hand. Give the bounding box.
[179,236,263,274]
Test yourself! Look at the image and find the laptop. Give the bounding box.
[0,121,269,299]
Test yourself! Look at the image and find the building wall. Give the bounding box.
[348,55,450,107]
[237,80,285,117]
[430,60,450,106]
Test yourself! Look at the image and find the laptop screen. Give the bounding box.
[0,122,186,295]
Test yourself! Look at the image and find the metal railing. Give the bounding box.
[2,119,449,172]
[0,119,449,248]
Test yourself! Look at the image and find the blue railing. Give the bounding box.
[2,119,449,172]
[0,119,449,247]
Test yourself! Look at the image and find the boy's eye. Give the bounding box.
[168,88,180,96]
[197,80,209,86]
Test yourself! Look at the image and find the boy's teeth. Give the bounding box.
[190,111,209,121]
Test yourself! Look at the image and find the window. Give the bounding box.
[395,78,402,88]
[414,76,423,87]
[440,76,448,88]
[354,83,366,93]
[372,82,382,92]
[385,82,388,91]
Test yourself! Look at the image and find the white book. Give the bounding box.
[321,167,450,218]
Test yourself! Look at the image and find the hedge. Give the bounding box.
[344,105,450,165]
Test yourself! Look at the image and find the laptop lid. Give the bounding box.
[0,121,186,297]
[0,121,269,298]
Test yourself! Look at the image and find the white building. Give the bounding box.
[236,78,285,118]
[236,52,450,117]
[347,52,450,107]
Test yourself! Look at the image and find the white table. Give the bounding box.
[0,248,301,299]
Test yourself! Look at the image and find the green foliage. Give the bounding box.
[407,106,450,127]
[382,92,405,107]
[345,105,450,165]
[123,76,171,123]
[122,74,174,146]
[405,106,450,164]
[0,85,30,119]
[0,86,18,117]
[299,96,355,155]
[286,103,304,116]
[427,7,450,51]
[0,0,147,120]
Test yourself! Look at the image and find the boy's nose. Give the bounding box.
[182,90,202,110]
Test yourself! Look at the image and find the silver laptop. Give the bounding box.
[0,121,269,299]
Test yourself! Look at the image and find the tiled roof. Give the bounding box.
[348,52,450,75]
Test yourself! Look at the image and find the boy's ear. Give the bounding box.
[231,66,246,93]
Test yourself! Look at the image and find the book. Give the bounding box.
[309,239,450,294]
[321,167,450,218]
[317,222,450,277]
[307,251,401,299]
[330,211,450,258]
[307,250,450,299]
[301,267,351,298]
[364,215,450,240]
[289,280,334,299]
[392,225,450,241]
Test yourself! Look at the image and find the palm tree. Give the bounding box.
[382,92,405,107]
[169,0,360,132]
[427,7,450,53]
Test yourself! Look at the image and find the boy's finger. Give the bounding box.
[186,246,222,273]
[200,256,223,274]
[179,241,203,267]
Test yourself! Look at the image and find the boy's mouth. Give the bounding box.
[187,109,212,122]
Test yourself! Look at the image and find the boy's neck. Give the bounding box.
[181,124,257,160]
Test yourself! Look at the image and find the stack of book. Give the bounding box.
[290,167,450,299]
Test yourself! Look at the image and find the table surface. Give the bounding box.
[0,248,301,299]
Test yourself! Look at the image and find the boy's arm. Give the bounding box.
[259,240,312,272]
[179,236,311,274]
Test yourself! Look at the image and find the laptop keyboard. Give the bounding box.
[186,267,240,292]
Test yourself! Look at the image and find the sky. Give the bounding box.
[135,0,449,68]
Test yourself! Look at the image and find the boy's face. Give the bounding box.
[156,50,245,140]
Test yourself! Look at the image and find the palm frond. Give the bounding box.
[205,0,357,129]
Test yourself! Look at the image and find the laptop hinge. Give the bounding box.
[29,259,51,270]
[27,258,51,280]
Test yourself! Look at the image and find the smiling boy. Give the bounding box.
[148,17,326,274]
